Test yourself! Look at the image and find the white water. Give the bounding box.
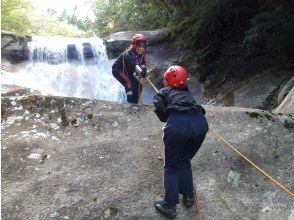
[1,36,126,102]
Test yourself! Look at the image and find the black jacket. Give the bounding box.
[112,48,145,77]
[153,86,205,122]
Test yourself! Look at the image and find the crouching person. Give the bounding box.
[153,65,208,219]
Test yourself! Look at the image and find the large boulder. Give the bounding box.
[104,28,171,59]
[274,87,294,115]
[233,74,279,108]
[82,42,94,59]
[1,31,31,64]
[207,68,294,110]
[66,44,79,61]
[1,31,15,47]
[277,76,294,105]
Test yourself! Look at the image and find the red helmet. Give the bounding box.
[164,66,188,88]
[132,33,147,48]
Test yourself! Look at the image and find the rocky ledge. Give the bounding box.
[1,93,293,219]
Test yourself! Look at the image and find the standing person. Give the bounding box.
[153,65,208,219]
[112,33,148,103]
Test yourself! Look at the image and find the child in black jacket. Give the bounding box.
[153,65,208,219]
[112,33,147,103]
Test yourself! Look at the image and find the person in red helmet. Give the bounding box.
[112,33,148,103]
[153,66,208,219]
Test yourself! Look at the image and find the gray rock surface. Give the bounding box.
[233,73,287,109]
[1,31,16,49]
[105,28,171,59]
[234,81,276,108]
[1,94,293,219]
[274,87,294,115]
[1,31,31,63]
[277,76,294,105]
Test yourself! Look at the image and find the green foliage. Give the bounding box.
[1,0,34,35]
[30,16,85,37]
[93,0,168,37]
[58,8,95,34]
[167,0,218,48]
[2,0,293,65]
[243,3,293,61]
[91,0,225,61]
[1,0,86,36]
[195,46,215,65]
[92,0,113,36]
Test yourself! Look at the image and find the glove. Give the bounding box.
[126,91,133,96]
[140,68,147,78]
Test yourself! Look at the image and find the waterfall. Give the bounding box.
[1,36,126,102]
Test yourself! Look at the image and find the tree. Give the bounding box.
[1,0,86,37]
[1,0,34,35]
[58,7,95,34]
[92,0,168,36]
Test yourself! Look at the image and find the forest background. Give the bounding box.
[2,0,293,106]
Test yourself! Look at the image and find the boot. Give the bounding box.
[154,199,176,219]
[183,196,194,208]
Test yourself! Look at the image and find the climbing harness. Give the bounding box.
[145,76,293,217]
[122,52,126,73]
[122,52,143,104]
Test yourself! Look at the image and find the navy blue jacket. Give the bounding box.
[112,48,146,77]
[153,86,205,122]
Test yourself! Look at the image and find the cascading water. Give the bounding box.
[1,36,126,102]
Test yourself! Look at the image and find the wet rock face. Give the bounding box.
[274,87,294,115]
[1,31,31,64]
[6,47,30,63]
[66,44,79,60]
[104,28,171,59]
[277,76,294,105]
[105,39,129,59]
[82,42,94,59]
[105,29,170,59]
[1,94,293,219]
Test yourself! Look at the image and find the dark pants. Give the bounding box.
[112,69,142,103]
[162,110,208,207]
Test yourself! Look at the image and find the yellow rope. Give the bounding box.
[146,77,159,92]
[137,78,142,103]
[194,191,201,220]
[210,128,294,197]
